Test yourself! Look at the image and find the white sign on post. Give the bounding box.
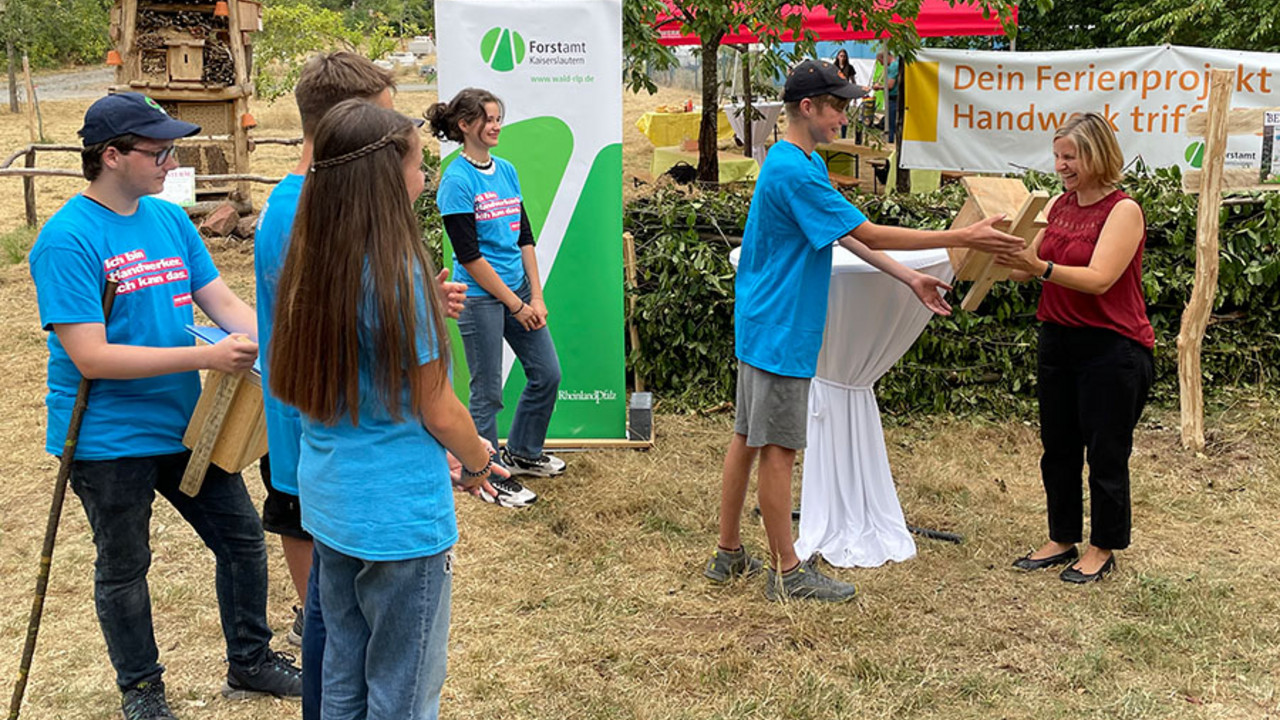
[154,166,196,207]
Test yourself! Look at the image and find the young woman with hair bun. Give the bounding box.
[426,88,565,506]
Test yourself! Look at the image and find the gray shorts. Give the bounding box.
[734,362,810,450]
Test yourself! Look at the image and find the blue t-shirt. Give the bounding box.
[29,195,220,459]
[735,141,867,378]
[254,173,305,496]
[436,157,526,297]
[297,273,457,561]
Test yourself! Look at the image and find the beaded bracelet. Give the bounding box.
[461,456,492,479]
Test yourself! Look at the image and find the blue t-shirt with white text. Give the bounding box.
[436,157,526,296]
[29,195,220,459]
[297,273,457,561]
[735,141,867,378]
[254,173,305,496]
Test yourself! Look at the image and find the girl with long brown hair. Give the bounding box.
[270,98,493,720]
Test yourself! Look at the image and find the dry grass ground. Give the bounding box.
[1,85,1278,720]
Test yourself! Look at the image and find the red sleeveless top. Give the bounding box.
[1036,190,1155,349]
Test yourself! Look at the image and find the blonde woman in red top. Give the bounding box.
[996,112,1154,583]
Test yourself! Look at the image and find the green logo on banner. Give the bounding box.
[480,27,526,72]
[1185,141,1205,169]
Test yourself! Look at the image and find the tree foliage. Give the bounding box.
[1106,0,1279,52]
[0,0,112,69]
[624,0,1037,183]
[254,0,398,102]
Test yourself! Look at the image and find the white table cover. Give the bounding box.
[729,246,953,568]
[725,102,784,162]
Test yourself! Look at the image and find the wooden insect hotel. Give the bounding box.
[108,0,262,207]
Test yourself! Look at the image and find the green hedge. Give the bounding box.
[624,170,1280,416]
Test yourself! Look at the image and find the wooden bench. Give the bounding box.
[829,172,862,189]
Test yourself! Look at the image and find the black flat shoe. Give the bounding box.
[1060,555,1115,584]
[1012,546,1078,571]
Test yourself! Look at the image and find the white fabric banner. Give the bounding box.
[901,46,1280,174]
[435,0,627,439]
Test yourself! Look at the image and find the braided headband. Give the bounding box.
[310,131,399,171]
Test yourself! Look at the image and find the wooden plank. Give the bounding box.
[1187,106,1280,136]
[959,191,1049,312]
[181,370,242,496]
[541,438,654,450]
[1182,168,1280,194]
[948,177,1048,287]
[120,0,139,85]
[181,367,268,495]
[113,83,251,101]
[1178,69,1234,452]
[947,196,985,281]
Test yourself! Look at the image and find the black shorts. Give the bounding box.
[259,455,311,541]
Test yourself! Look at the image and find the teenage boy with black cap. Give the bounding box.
[705,60,1023,601]
[28,92,301,719]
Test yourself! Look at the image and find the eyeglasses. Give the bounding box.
[123,145,178,166]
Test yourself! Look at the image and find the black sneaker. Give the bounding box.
[221,648,302,700]
[500,446,566,477]
[286,605,303,646]
[481,474,538,508]
[121,678,177,720]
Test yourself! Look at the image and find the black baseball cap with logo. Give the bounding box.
[78,92,202,146]
[783,59,863,103]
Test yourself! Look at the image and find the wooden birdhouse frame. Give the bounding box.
[108,0,259,203]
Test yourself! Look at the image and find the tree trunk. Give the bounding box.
[6,40,17,114]
[741,46,752,159]
[697,35,722,184]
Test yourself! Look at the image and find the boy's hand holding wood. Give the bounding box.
[205,333,258,374]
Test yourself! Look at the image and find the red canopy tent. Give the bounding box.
[654,1,1014,45]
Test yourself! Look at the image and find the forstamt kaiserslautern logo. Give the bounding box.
[480,27,525,72]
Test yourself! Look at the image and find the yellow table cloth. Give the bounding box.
[650,146,759,184]
[635,109,735,147]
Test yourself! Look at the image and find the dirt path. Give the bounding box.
[15,66,115,102]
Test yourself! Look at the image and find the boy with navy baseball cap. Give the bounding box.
[28,92,301,719]
[705,60,1022,601]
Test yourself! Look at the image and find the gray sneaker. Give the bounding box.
[286,605,303,647]
[764,555,857,602]
[121,677,177,720]
[703,545,763,584]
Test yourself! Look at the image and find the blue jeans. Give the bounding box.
[69,451,272,690]
[302,546,325,720]
[456,278,561,459]
[316,542,452,720]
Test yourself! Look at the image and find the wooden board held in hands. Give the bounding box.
[180,369,268,496]
[946,176,1049,312]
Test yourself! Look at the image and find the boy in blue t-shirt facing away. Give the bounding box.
[706,60,1023,602]
[28,93,301,719]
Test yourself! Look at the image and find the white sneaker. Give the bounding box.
[481,474,538,508]
[500,447,566,477]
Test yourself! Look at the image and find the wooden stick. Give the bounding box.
[622,231,645,393]
[1178,69,1234,452]
[22,150,34,227]
[20,54,35,143]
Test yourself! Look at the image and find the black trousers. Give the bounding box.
[1037,323,1154,550]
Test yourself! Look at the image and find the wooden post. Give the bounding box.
[22,149,35,227]
[120,0,139,85]
[1177,69,1234,452]
[21,53,35,142]
[226,0,253,204]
